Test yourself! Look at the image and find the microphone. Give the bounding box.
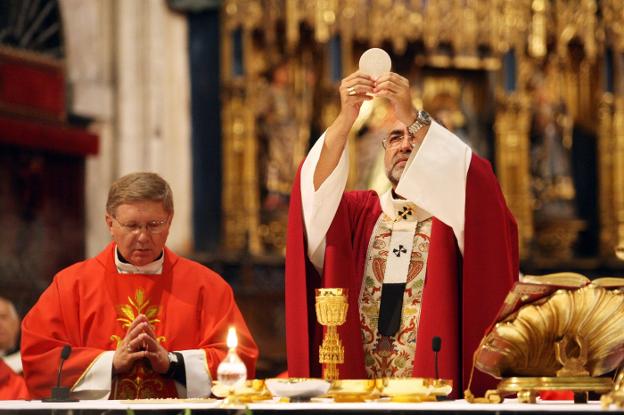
[43,345,78,402]
[432,336,450,401]
[432,336,441,379]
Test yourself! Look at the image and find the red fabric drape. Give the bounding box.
[0,360,29,400]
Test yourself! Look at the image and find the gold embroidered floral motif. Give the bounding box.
[110,289,166,348]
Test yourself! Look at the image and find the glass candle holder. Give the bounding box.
[217,327,247,406]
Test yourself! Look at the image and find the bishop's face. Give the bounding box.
[105,201,172,267]
[383,120,415,187]
[383,112,429,187]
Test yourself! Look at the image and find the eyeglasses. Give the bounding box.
[382,131,417,150]
[112,216,170,235]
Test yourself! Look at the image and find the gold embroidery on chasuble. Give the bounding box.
[110,289,175,399]
[359,213,432,378]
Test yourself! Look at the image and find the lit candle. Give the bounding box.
[217,326,247,406]
[226,326,238,350]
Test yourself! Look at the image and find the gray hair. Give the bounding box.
[106,172,174,216]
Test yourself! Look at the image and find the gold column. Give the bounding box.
[614,97,624,258]
[598,93,616,258]
[242,27,262,256]
[494,94,533,258]
[598,94,624,259]
[528,0,547,59]
[221,84,249,252]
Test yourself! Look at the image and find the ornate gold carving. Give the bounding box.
[494,94,533,258]
[598,94,624,260]
[601,367,624,408]
[615,97,624,261]
[555,335,589,377]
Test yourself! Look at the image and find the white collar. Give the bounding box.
[379,189,431,222]
[114,246,164,274]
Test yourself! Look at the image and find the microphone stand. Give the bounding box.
[43,345,78,402]
[432,336,450,401]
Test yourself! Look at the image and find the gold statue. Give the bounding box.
[315,288,348,381]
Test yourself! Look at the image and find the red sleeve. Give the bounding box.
[192,270,259,379]
[0,360,29,400]
[21,272,103,399]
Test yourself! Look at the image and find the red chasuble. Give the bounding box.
[22,243,258,399]
[285,154,518,397]
[0,360,29,400]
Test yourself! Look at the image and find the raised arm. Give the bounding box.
[313,71,374,189]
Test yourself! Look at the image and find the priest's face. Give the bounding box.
[383,119,423,187]
[106,201,172,267]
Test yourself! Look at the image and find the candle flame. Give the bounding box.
[226,326,238,349]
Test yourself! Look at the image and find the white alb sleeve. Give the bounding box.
[175,349,211,398]
[395,121,472,254]
[71,349,211,399]
[71,351,114,400]
[301,132,349,272]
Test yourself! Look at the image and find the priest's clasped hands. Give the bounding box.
[112,314,169,375]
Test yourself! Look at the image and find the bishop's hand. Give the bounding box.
[373,72,418,127]
[337,71,374,128]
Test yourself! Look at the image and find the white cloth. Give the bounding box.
[1,351,22,374]
[71,248,212,399]
[114,247,164,274]
[395,121,472,253]
[300,120,472,273]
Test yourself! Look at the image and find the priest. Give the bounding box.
[285,71,518,397]
[22,172,258,399]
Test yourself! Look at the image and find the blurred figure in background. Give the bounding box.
[0,297,27,399]
[0,297,21,374]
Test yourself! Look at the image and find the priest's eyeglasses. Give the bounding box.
[382,131,416,149]
[112,216,170,235]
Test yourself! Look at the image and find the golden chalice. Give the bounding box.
[315,288,348,381]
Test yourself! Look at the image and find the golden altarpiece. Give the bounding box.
[220,0,624,272]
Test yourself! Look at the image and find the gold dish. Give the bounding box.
[498,376,613,403]
[327,379,378,402]
[378,378,453,402]
[211,379,271,402]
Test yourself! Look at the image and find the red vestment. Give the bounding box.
[0,359,29,400]
[22,243,258,399]
[286,154,518,397]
